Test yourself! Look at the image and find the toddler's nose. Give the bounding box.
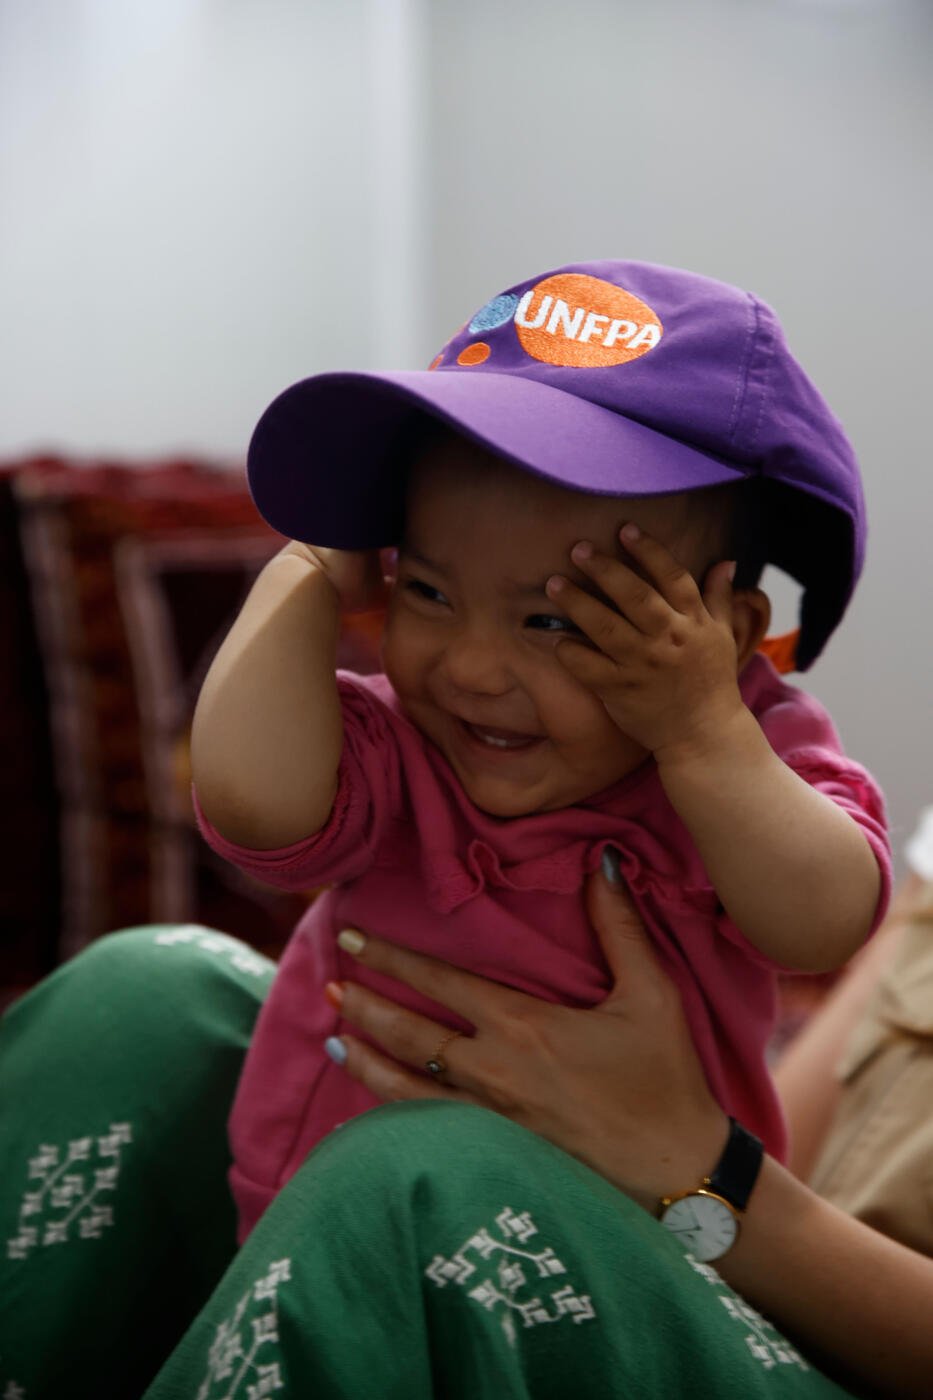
[440,630,514,697]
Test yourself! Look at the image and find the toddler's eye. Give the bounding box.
[404,579,448,605]
[525,613,583,635]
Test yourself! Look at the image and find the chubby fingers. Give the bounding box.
[549,526,702,636]
[612,522,703,613]
[701,557,738,626]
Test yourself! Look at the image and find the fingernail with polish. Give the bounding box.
[324,980,344,1010]
[337,928,366,956]
[601,847,623,885]
[325,1035,348,1066]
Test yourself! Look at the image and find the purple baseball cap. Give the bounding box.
[248,259,865,669]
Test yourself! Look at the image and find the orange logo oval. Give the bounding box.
[514,273,662,368]
[457,342,491,366]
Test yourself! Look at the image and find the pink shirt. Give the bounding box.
[197,655,891,1242]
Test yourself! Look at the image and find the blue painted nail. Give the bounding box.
[324,1035,347,1066]
[601,847,623,885]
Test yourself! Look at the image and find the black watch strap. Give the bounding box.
[707,1117,763,1212]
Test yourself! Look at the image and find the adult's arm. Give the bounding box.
[774,877,918,1180]
[325,862,933,1399]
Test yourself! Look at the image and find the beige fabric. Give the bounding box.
[809,885,933,1256]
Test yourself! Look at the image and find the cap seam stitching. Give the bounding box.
[749,300,776,452]
[726,294,759,447]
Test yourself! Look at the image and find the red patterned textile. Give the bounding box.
[0,467,59,999]
[1,457,382,999]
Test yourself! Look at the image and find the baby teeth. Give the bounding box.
[469,724,527,749]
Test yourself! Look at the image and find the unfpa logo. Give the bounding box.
[515,273,662,367]
[445,272,665,372]
[456,270,661,372]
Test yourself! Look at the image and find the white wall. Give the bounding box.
[0,0,426,458]
[423,0,933,865]
[1,0,930,860]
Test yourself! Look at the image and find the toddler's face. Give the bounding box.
[382,434,718,818]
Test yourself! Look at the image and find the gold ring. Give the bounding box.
[425,1029,462,1077]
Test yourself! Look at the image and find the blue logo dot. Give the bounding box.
[469,293,520,335]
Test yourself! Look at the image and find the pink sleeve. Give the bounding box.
[780,747,892,939]
[759,682,891,932]
[716,679,893,965]
[193,674,402,892]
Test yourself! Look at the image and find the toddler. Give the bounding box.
[192,260,890,1240]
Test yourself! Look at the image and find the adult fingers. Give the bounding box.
[337,1033,464,1105]
[586,857,717,1125]
[585,854,682,1018]
[335,976,474,1084]
[335,928,525,1030]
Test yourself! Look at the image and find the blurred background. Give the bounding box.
[1,0,930,997]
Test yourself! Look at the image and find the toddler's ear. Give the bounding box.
[731,587,771,671]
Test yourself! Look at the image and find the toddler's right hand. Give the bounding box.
[278,540,389,614]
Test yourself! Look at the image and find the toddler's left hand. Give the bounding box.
[546,524,745,765]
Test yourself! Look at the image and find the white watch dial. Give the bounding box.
[660,1193,738,1263]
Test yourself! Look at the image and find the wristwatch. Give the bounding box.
[657,1117,763,1263]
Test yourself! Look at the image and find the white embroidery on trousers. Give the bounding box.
[153,926,274,978]
[424,1207,596,1346]
[196,1259,291,1400]
[685,1253,809,1372]
[6,1123,131,1260]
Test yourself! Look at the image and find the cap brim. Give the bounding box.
[248,368,749,546]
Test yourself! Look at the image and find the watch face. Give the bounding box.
[660,1192,738,1263]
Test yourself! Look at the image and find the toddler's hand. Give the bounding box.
[278,540,389,614]
[546,525,746,765]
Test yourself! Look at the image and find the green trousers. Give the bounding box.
[0,928,856,1398]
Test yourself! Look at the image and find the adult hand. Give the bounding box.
[329,862,933,1400]
[327,856,728,1207]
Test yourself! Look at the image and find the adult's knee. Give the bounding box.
[0,924,275,1113]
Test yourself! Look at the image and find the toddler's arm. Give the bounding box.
[548,526,883,972]
[655,710,882,971]
[191,542,384,849]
